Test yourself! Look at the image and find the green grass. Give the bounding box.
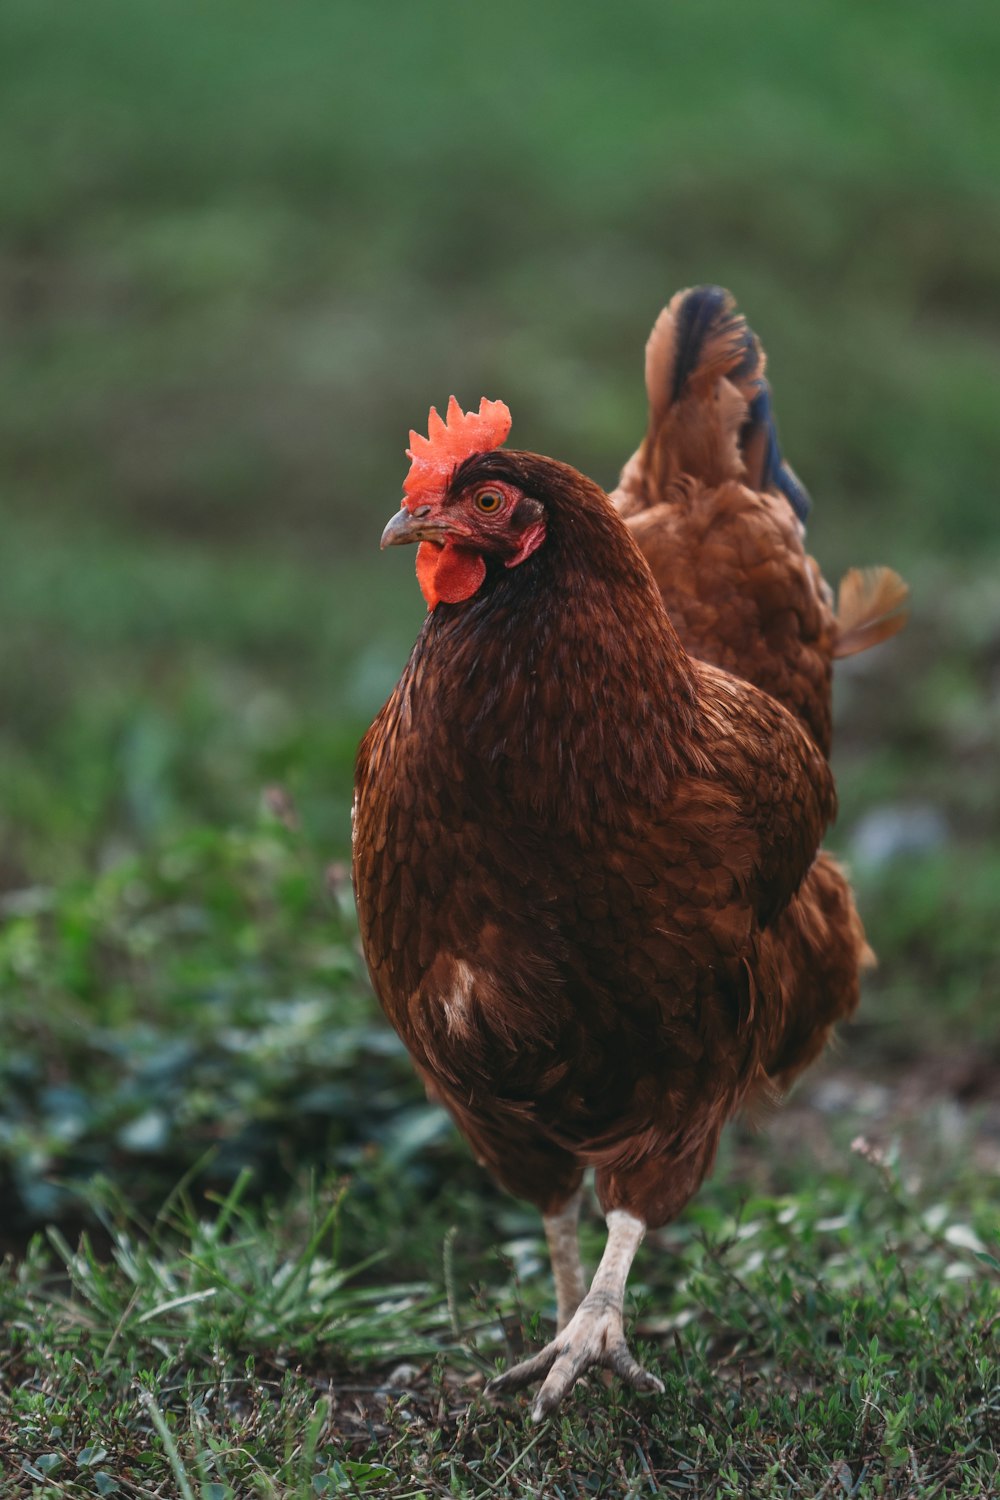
[2,1154,997,1496]
[1,0,999,1491]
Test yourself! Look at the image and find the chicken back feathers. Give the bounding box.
[353,370,877,1231]
[611,286,902,1110]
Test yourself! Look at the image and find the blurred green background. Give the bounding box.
[1,0,998,1231]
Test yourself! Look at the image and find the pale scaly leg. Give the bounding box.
[487,1209,664,1422]
[544,1186,586,1331]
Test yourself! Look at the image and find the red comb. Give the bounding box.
[403,396,511,506]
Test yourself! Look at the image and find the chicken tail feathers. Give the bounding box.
[740,383,811,524]
[834,566,910,658]
[626,284,810,521]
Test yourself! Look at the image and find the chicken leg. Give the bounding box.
[543,1185,587,1330]
[487,1209,664,1421]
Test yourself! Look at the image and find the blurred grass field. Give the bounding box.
[1,1,998,1492]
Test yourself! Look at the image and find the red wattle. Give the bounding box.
[416,541,487,610]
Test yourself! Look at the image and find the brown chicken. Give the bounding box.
[352,286,906,1420]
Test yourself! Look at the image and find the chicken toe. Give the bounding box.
[487,1293,664,1420]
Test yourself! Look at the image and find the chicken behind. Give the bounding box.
[352,287,907,1420]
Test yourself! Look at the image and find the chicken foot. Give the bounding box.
[487,1209,664,1421]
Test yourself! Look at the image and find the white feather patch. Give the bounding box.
[441,956,477,1035]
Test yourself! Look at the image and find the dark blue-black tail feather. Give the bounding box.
[670,286,736,401]
[656,284,812,524]
[741,386,811,523]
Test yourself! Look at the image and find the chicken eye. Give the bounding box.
[474,488,504,514]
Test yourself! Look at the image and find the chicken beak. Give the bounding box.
[380,505,431,550]
[380,504,456,549]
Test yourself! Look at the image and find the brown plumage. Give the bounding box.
[352,288,906,1419]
